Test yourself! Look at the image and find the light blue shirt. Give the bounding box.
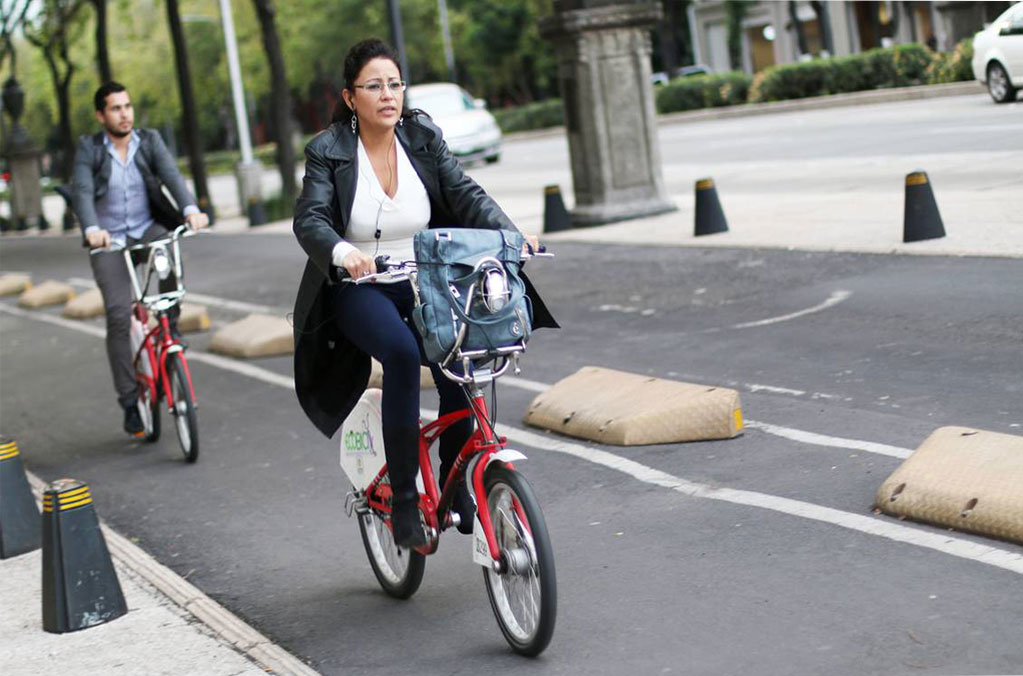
[87,130,197,244]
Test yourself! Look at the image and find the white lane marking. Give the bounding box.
[485,424,1023,577]
[748,383,806,396]
[499,375,551,393]
[8,303,1020,575]
[730,290,852,329]
[0,303,107,338]
[743,420,914,459]
[66,277,286,316]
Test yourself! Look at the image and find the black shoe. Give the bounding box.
[123,404,145,439]
[450,480,476,535]
[391,496,428,549]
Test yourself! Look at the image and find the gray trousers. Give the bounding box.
[89,224,177,408]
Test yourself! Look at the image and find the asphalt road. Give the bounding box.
[3,95,1023,675]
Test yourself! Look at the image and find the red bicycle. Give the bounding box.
[95,225,200,461]
[340,254,557,656]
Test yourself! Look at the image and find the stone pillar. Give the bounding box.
[2,78,44,231]
[539,0,676,227]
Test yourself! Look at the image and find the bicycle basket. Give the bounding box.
[412,228,532,365]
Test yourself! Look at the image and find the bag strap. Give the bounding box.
[440,264,526,329]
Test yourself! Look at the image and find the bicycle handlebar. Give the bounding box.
[88,224,200,255]
[335,245,551,285]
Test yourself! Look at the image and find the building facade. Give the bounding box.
[687,1,1014,74]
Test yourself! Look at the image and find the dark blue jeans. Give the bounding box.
[332,281,472,482]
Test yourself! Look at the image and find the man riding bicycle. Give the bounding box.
[72,82,209,439]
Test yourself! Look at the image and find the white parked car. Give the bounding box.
[407,83,501,164]
[971,1,1023,103]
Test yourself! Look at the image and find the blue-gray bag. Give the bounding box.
[412,228,532,364]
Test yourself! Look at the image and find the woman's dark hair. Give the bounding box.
[331,38,409,125]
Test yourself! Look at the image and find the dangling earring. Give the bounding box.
[351,113,357,135]
[398,116,403,127]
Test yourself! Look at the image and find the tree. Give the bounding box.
[724,0,753,71]
[251,0,294,205]
[24,0,86,182]
[87,0,111,82]
[165,0,213,218]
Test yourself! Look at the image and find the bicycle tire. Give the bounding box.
[168,354,199,462]
[482,465,557,656]
[357,505,426,599]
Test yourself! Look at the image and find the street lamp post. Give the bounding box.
[216,0,265,225]
[438,0,456,83]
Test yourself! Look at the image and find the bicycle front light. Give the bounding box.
[480,266,510,313]
[153,246,171,281]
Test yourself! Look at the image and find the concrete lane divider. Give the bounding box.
[523,366,743,445]
[42,478,128,633]
[0,273,31,296]
[18,280,74,309]
[209,313,293,358]
[875,426,1023,545]
[177,303,211,333]
[0,438,41,559]
[368,358,435,390]
[61,287,104,319]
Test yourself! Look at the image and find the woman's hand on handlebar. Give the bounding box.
[522,233,540,257]
[342,249,377,280]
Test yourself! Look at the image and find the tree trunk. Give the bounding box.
[42,50,74,181]
[658,0,679,77]
[251,0,295,205]
[91,0,111,81]
[165,0,214,219]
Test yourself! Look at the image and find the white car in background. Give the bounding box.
[972,1,1023,103]
[407,83,502,164]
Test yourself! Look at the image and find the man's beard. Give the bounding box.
[106,124,131,138]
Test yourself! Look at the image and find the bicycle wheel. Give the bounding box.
[482,465,556,656]
[137,380,161,442]
[168,354,199,462]
[357,506,426,599]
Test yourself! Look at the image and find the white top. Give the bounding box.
[331,137,431,281]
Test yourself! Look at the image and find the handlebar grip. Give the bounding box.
[334,256,391,282]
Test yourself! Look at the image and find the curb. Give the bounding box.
[25,471,318,676]
[504,81,984,142]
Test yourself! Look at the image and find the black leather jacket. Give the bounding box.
[292,112,557,438]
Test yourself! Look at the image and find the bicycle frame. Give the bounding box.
[114,225,197,412]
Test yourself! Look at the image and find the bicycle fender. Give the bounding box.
[485,449,527,468]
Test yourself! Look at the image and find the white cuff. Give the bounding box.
[84,226,101,235]
[182,205,199,216]
[331,241,357,268]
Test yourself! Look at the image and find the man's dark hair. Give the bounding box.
[94,81,127,112]
[330,38,408,125]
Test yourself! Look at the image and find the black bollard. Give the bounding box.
[42,478,127,633]
[903,170,945,242]
[0,438,41,559]
[694,178,728,236]
[247,197,267,227]
[542,185,571,233]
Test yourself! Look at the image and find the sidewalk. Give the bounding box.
[0,472,318,676]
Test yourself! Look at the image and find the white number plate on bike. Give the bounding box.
[472,516,492,567]
[339,388,387,490]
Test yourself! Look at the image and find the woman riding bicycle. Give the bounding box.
[292,39,557,549]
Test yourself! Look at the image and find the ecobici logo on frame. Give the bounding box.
[344,416,376,456]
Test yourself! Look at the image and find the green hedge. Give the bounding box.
[749,43,943,103]
[925,38,975,84]
[655,71,752,114]
[492,99,564,134]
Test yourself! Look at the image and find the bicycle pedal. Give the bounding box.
[344,490,368,517]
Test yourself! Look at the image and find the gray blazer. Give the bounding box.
[292,111,557,438]
[71,129,196,235]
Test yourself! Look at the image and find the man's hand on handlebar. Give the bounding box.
[86,229,112,250]
[185,211,209,231]
[342,249,378,280]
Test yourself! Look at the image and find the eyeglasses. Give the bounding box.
[353,81,407,96]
